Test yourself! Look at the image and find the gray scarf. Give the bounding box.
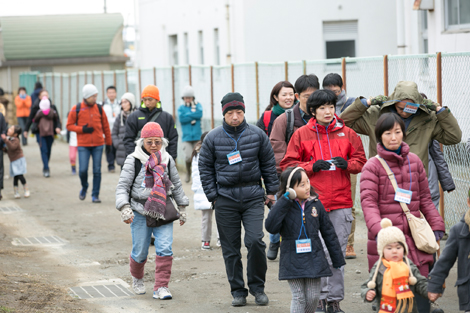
[335,90,347,115]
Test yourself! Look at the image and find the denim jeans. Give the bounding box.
[39,136,54,170]
[269,232,281,243]
[130,211,173,263]
[78,145,103,197]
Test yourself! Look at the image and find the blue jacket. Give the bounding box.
[428,212,470,311]
[265,195,345,280]
[30,88,42,105]
[198,119,278,203]
[178,102,203,142]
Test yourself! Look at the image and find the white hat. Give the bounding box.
[82,84,99,99]
[181,85,195,98]
[121,92,136,109]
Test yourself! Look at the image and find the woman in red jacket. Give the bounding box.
[360,113,445,312]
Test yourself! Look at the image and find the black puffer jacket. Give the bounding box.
[265,195,345,280]
[123,105,178,159]
[112,112,129,166]
[198,119,278,203]
[429,140,455,192]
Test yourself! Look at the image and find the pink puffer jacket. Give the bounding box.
[360,142,445,277]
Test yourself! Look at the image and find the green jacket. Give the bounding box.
[361,259,428,313]
[340,81,462,174]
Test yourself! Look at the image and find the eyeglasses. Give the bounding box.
[144,140,162,146]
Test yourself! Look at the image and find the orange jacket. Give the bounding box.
[15,95,32,117]
[66,102,112,147]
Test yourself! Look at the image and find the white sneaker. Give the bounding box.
[153,286,172,300]
[132,277,146,295]
[24,189,30,198]
[201,241,211,250]
[216,238,221,247]
[14,192,20,199]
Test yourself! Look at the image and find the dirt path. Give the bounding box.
[0,141,460,312]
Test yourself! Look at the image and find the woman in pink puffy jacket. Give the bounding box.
[360,113,445,311]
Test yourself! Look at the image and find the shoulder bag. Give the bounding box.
[375,156,439,254]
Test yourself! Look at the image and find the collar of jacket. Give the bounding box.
[308,115,344,134]
[377,142,410,165]
[222,119,247,134]
[139,105,162,114]
[81,100,97,108]
[462,210,470,234]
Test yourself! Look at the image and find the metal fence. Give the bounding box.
[19,52,470,231]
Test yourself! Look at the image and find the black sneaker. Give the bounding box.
[327,301,344,313]
[431,302,445,313]
[254,292,268,306]
[316,299,327,312]
[267,241,280,260]
[231,296,246,307]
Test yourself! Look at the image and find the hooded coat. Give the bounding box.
[280,116,367,212]
[360,142,445,277]
[112,107,135,166]
[340,81,461,174]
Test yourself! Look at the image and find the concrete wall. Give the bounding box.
[138,0,398,67]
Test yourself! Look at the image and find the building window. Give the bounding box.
[214,28,220,65]
[169,35,178,65]
[198,31,204,65]
[323,21,358,59]
[184,33,189,64]
[445,0,470,30]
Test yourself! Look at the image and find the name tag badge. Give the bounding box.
[395,188,412,204]
[296,239,312,253]
[227,151,242,165]
[322,160,336,171]
[403,102,419,114]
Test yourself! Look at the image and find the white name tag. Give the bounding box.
[395,188,412,204]
[403,102,419,114]
[322,160,336,171]
[227,151,242,165]
[296,239,312,253]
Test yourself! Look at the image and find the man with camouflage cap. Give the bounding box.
[340,81,461,174]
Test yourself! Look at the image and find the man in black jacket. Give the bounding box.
[123,85,178,159]
[198,92,279,307]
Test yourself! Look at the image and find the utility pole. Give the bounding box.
[104,0,107,13]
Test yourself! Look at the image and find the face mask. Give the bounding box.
[19,94,26,99]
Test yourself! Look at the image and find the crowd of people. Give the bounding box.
[0,70,469,313]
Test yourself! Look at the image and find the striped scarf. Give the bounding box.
[143,151,173,220]
[379,259,414,313]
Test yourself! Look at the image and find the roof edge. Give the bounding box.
[0,55,129,67]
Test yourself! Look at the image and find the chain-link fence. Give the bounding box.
[19,52,470,230]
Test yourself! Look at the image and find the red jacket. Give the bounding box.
[280,116,366,211]
[360,142,445,277]
[66,102,112,147]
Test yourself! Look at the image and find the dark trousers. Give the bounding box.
[17,117,28,145]
[0,149,3,190]
[215,195,267,297]
[105,144,116,170]
[39,135,54,170]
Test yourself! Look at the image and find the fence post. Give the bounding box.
[125,70,129,92]
[91,72,94,85]
[303,60,306,75]
[76,74,79,103]
[51,74,55,102]
[231,64,235,92]
[172,66,176,120]
[101,71,104,97]
[211,66,214,129]
[341,58,347,92]
[60,74,63,117]
[436,52,445,220]
[189,65,192,86]
[255,62,260,120]
[68,75,71,110]
[153,67,157,85]
[284,61,288,81]
[383,55,389,96]
[113,71,117,88]
[138,68,142,96]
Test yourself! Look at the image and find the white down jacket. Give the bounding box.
[191,154,211,210]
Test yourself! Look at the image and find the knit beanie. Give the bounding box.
[82,84,99,99]
[141,85,160,101]
[182,85,195,98]
[367,218,417,289]
[39,97,51,111]
[121,92,136,109]
[221,92,245,115]
[141,122,164,138]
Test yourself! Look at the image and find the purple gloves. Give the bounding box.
[434,231,445,241]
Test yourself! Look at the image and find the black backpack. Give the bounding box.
[74,103,103,125]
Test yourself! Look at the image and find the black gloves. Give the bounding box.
[332,157,348,170]
[312,160,332,172]
[82,124,94,134]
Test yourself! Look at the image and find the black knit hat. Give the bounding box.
[221,92,245,115]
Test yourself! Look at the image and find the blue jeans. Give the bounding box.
[39,135,54,170]
[78,145,103,197]
[130,211,173,263]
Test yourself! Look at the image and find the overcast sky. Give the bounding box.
[1,0,136,25]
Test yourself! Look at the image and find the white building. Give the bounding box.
[136,0,398,67]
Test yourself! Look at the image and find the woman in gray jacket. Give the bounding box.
[115,122,189,300]
[112,92,136,169]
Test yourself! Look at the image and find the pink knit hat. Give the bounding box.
[141,122,164,138]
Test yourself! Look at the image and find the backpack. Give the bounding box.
[74,103,103,125]
[285,108,295,144]
[263,111,272,135]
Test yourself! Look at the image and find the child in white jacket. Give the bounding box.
[191,132,219,250]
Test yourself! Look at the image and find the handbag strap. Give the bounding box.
[375,155,412,215]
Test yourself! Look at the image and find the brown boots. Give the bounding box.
[345,245,356,259]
